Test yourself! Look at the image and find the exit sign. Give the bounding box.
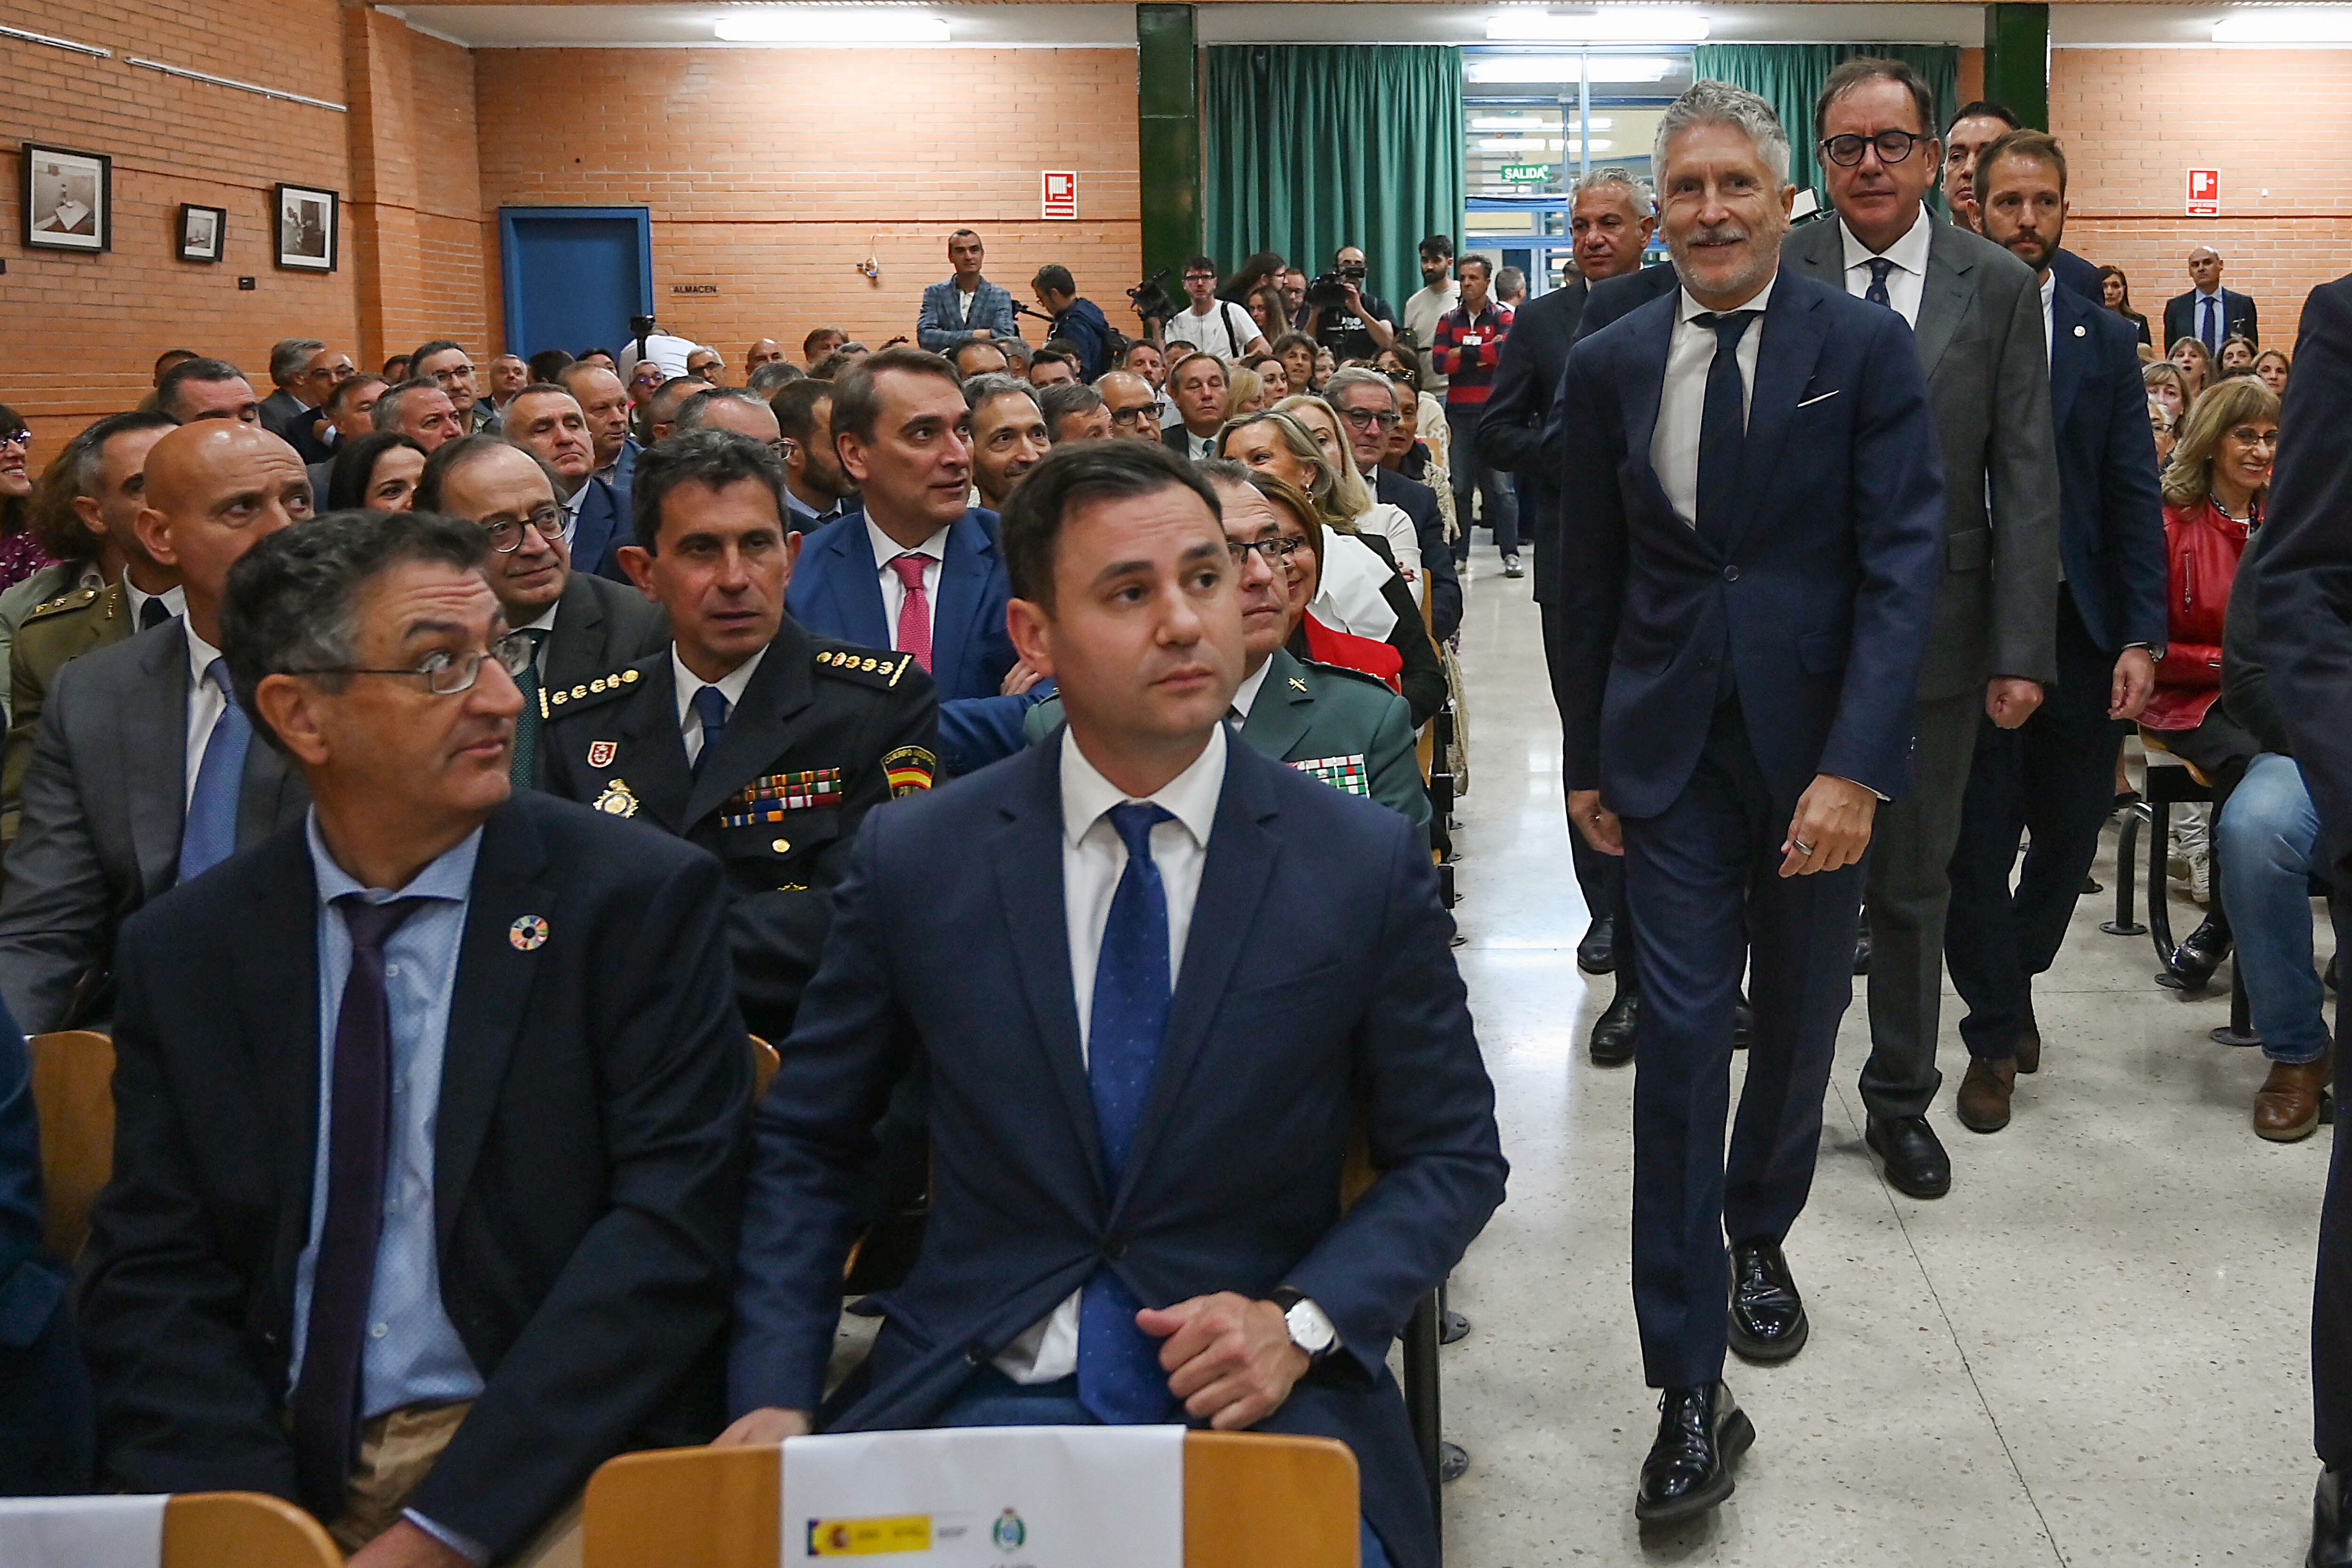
[1500,163,1552,183]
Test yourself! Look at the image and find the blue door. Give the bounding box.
[499,207,653,357]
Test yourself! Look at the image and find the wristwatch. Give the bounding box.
[1270,1288,1338,1366]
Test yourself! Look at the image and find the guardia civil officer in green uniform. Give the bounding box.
[542,429,938,1043]
[1023,462,1429,836]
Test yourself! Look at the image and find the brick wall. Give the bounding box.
[2051,48,2352,346]
[469,46,1144,360]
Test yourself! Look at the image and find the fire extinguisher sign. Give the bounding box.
[1042,172,1078,221]
[2187,168,2220,217]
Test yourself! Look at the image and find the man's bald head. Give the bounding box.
[137,422,314,642]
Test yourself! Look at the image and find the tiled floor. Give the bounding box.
[1437,559,2331,1565]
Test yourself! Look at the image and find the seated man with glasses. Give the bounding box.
[410,341,499,436]
[79,507,751,1568]
[541,428,938,1048]
[413,436,667,790]
[1094,370,1163,442]
[499,383,630,579]
[1023,459,1428,836]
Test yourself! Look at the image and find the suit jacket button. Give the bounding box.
[1106,1237,1130,1260]
[1723,564,1740,582]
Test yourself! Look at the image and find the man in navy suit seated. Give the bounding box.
[499,383,630,580]
[723,440,1507,1568]
[1555,80,1945,1522]
[0,994,93,1495]
[786,347,1041,774]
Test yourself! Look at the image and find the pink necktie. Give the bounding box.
[889,552,933,672]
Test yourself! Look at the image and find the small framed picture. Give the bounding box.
[273,182,338,272]
[21,143,111,253]
[177,203,225,263]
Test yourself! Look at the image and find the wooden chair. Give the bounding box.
[26,1029,114,1262]
[162,1492,341,1568]
[581,1431,1359,1568]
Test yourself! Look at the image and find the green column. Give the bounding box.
[1982,3,2051,129]
[1136,4,1201,284]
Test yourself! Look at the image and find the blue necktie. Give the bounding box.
[1864,257,1894,309]
[1694,310,1759,551]
[178,658,252,882]
[2202,294,2219,356]
[1076,801,1177,1425]
[691,685,730,777]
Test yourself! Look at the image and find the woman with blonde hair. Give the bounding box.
[1271,394,1423,591]
[1224,363,1265,417]
[2169,336,2215,402]
[2144,360,2190,425]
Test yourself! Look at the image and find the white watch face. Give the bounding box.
[1286,1298,1338,1354]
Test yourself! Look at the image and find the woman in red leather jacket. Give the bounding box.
[2142,376,2280,983]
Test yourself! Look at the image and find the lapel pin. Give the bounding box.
[508,915,549,951]
[588,740,617,767]
[1289,677,1309,692]
[2074,324,2087,337]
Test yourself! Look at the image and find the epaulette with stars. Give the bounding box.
[1298,657,1396,694]
[812,644,917,688]
[23,586,100,623]
[541,664,647,719]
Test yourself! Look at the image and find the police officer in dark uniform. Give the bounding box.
[540,429,937,1043]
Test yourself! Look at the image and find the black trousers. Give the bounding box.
[2319,894,2352,1467]
[1541,596,1635,992]
[1945,595,2125,1059]
[1623,700,1863,1388]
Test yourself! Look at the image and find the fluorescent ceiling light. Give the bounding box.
[1466,54,1677,82]
[1486,9,1709,42]
[1471,114,1612,129]
[2212,7,2352,40]
[713,9,950,42]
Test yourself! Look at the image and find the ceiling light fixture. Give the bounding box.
[1486,9,1709,42]
[1466,54,1677,83]
[2211,6,2352,40]
[713,8,951,43]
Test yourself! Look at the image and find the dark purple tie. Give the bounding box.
[292,893,426,1516]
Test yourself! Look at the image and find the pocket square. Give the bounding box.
[1796,389,1840,408]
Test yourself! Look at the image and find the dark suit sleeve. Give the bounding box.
[1552,339,1626,794]
[0,994,66,1347]
[1986,266,2063,686]
[79,936,301,1498]
[2222,523,2291,756]
[405,846,751,1555]
[1377,568,1448,729]
[938,689,1052,777]
[729,814,918,1415]
[1282,815,1505,1374]
[2255,281,2352,875]
[1396,484,1462,643]
[1475,308,1550,476]
[2098,328,2172,651]
[0,668,115,1033]
[1818,312,1949,796]
[2245,294,2262,348]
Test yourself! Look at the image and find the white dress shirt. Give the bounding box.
[1229,657,1273,723]
[1651,278,1776,528]
[520,601,559,677]
[560,481,588,549]
[125,579,185,630]
[1839,205,1934,326]
[995,724,1229,1384]
[2040,270,2058,367]
[868,518,948,649]
[182,620,234,811]
[670,645,766,767]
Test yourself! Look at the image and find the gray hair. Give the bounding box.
[672,386,773,432]
[747,360,806,395]
[963,373,1041,414]
[1572,164,1657,215]
[269,338,326,388]
[1654,79,1791,187]
[370,378,445,433]
[1321,365,1398,410]
[219,509,491,745]
[1038,381,1104,439]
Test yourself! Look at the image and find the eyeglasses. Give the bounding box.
[0,430,30,451]
[1338,406,1401,430]
[1228,536,1305,565]
[1107,405,1153,426]
[1820,129,1923,167]
[2227,427,2279,448]
[429,363,476,384]
[481,505,566,553]
[291,631,538,695]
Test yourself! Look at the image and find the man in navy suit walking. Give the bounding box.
[722,440,1506,1568]
[1554,80,1944,1522]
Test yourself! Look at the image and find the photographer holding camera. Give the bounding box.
[1031,263,1115,381]
[1304,245,1398,362]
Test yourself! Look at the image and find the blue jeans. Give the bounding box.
[938,1369,1395,1568]
[1445,407,1518,557]
[2216,752,2329,1065]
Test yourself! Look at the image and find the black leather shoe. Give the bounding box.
[1726,1238,1808,1363]
[2167,915,2232,991]
[1732,995,1754,1052]
[1867,1113,1951,1198]
[2312,1465,2352,1567]
[1578,915,1618,975]
[1852,915,1872,976]
[1636,1381,1755,1524]
[1589,988,1638,1067]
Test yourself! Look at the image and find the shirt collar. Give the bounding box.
[869,517,950,568]
[305,810,482,907]
[1230,656,1273,720]
[670,642,766,720]
[1058,720,1227,852]
[1840,204,1933,276]
[2197,284,2222,302]
[1677,273,1778,323]
[184,616,223,686]
[2041,271,2058,313]
[521,600,559,634]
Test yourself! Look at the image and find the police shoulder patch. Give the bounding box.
[550,665,640,716]
[814,643,914,689]
[1297,658,1395,695]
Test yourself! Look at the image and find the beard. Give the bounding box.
[1667,216,1782,302]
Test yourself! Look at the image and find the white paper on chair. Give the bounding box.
[779,1425,1182,1566]
[0,1494,167,1568]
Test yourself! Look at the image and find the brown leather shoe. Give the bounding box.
[1956,1057,2017,1134]
[2255,1054,2332,1142]
[2016,994,2041,1075]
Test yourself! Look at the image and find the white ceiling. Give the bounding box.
[387,1,2312,50]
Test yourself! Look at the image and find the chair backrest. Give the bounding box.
[748,1035,779,1101]
[581,1431,1358,1568]
[162,1492,341,1568]
[26,1030,114,1262]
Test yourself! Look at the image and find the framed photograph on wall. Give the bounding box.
[21,143,111,253]
[273,182,338,272]
[177,203,225,263]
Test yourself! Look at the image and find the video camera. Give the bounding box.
[1128,268,1177,325]
[1304,259,1367,312]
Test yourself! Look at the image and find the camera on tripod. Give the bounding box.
[1128,268,1177,324]
[1304,260,1366,312]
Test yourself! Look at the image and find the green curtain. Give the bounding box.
[1691,44,1960,204]
[1205,46,1464,319]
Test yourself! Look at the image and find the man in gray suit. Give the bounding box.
[1779,57,2059,1198]
[0,422,314,1032]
